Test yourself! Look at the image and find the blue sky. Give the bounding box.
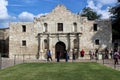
[0,0,117,28]
[8,0,87,15]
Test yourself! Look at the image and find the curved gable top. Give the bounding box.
[35,4,80,21]
[51,4,71,14]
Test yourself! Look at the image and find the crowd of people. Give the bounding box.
[113,49,120,65]
[46,49,85,62]
[46,48,120,64]
[88,48,120,65]
[47,49,69,62]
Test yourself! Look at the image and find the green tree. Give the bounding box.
[81,7,101,20]
[110,0,120,40]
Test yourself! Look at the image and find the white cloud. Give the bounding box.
[18,12,48,22]
[0,0,9,19]
[18,12,35,22]
[0,0,117,28]
[0,0,17,28]
[96,0,117,5]
[0,0,9,28]
[86,0,116,19]
[87,0,99,10]
[97,8,111,19]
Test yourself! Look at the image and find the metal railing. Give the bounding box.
[0,53,120,70]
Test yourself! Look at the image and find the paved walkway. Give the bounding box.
[97,59,120,70]
[0,58,120,71]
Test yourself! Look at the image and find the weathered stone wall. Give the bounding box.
[9,5,112,59]
[34,5,83,34]
[80,20,112,52]
[9,22,38,58]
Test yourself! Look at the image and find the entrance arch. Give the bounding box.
[55,41,66,59]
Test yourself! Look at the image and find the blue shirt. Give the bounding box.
[47,51,51,56]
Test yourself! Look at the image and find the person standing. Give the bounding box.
[95,48,99,60]
[110,50,113,59]
[64,50,68,62]
[114,50,119,65]
[72,49,76,60]
[80,49,85,57]
[47,50,52,61]
[89,50,93,60]
[105,48,109,59]
[57,51,60,62]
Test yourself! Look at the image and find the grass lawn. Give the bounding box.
[0,62,120,80]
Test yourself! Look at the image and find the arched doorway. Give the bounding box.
[55,41,66,59]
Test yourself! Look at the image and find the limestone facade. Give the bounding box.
[9,5,112,59]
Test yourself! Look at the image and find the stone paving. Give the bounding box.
[0,58,120,71]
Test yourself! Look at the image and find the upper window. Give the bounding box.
[44,39,48,49]
[95,39,99,45]
[22,40,26,46]
[58,23,63,31]
[22,25,26,32]
[73,22,77,32]
[93,24,97,31]
[44,23,48,32]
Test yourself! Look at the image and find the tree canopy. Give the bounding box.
[81,7,101,20]
[110,0,120,40]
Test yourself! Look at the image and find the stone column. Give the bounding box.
[67,33,70,51]
[76,33,80,59]
[40,38,44,60]
[69,34,73,59]
[78,34,81,59]
[47,34,49,50]
[57,33,59,41]
[37,34,40,59]
[67,33,71,58]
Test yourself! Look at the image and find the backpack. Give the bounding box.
[114,52,119,59]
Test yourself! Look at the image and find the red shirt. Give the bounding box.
[80,50,85,55]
